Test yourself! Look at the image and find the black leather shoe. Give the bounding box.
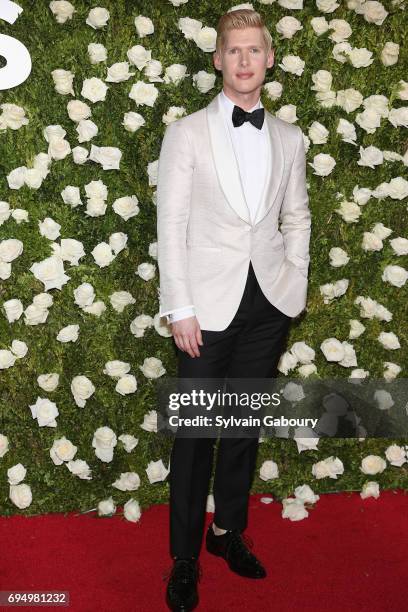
[206,523,266,579]
[164,557,201,611]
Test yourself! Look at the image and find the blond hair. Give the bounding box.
[215,9,273,55]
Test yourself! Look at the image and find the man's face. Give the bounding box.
[213,27,274,97]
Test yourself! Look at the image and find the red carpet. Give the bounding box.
[0,490,407,611]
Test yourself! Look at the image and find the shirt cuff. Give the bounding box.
[165,305,195,324]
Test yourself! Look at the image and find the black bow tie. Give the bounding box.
[232,105,264,130]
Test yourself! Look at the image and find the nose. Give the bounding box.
[240,50,250,66]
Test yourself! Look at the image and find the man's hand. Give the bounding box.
[171,316,203,358]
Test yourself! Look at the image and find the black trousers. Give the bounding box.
[169,261,292,558]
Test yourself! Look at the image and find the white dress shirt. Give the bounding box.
[165,89,268,324]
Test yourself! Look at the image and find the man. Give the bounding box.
[157,8,311,611]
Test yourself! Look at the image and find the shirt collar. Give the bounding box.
[220,88,263,115]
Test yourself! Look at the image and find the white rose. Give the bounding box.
[74,283,95,308]
[297,364,317,377]
[294,484,320,504]
[3,299,24,323]
[88,42,107,64]
[140,356,165,379]
[347,47,374,69]
[130,314,154,338]
[85,179,108,201]
[312,456,344,479]
[30,255,70,290]
[281,498,308,521]
[67,100,91,122]
[360,481,380,499]
[192,71,216,93]
[1,240,22,266]
[118,434,139,452]
[148,242,157,259]
[390,237,408,256]
[316,0,339,12]
[282,382,305,402]
[308,121,329,144]
[110,291,135,313]
[356,108,382,133]
[57,238,85,265]
[83,300,106,316]
[81,77,108,103]
[293,427,320,452]
[259,460,279,481]
[50,436,77,465]
[123,111,145,132]
[153,313,172,338]
[33,217,50,241]
[194,26,217,52]
[98,497,116,516]
[0,433,9,458]
[0,262,11,280]
[71,375,95,407]
[360,455,386,475]
[29,397,59,427]
[320,338,345,362]
[163,64,188,85]
[329,18,352,43]
[311,16,329,35]
[290,342,315,364]
[91,243,115,267]
[0,103,29,130]
[383,362,401,382]
[89,145,122,170]
[385,444,406,466]
[116,375,138,396]
[336,88,363,113]
[309,153,336,176]
[38,373,59,392]
[146,459,170,483]
[86,7,110,29]
[0,200,11,224]
[72,146,89,164]
[137,262,156,281]
[48,138,71,161]
[112,471,140,491]
[123,498,141,522]
[56,324,79,343]
[103,360,130,378]
[349,319,365,339]
[61,186,82,208]
[76,119,98,143]
[349,368,369,380]
[109,232,128,255]
[129,81,159,107]
[335,200,361,223]
[362,1,388,25]
[311,69,332,93]
[382,265,408,288]
[372,222,392,240]
[49,1,76,24]
[66,459,92,479]
[86,200,107,217]
[276,105,299,124]
[92,426,117,462]
[51,69,74,95]
[12,209,29,223]
[24,304,49,326]
[147,159,158,186]
[140,410,157,432]
[378,331,400,350]
[373,389,394,411]
[263,81,283,100]
[178,17,202,40]
[337,118,357,144]
[362,231,383,252]
[127,45,151,70]
[106,61,135,83]
[163,106,186,125]
[329,247,349,267]
[276,16,303,38]
[134,15,154,37]
[277,350,298,374]
[387,177,408,199]
[278,55,305,76]
[9,484,32,509]
[10,340,28,358]
[7,462,26,485]
[112,195,140,221]
[7,166,27,189]
[363,94,389,117]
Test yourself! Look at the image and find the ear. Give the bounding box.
[266,48,274,69]
[213,51,221,71]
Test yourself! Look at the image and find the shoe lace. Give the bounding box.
[162,559,202,584]
[227,530,255,559]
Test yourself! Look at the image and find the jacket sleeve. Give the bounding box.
[156,120,195,315]
[279,127,311,277]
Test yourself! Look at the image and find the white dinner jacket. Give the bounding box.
[156,91,311,332]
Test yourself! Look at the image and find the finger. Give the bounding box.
[175,335,185,353]
[189,335,200,358]
[196,327,203,347]
[182,335,195,359]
